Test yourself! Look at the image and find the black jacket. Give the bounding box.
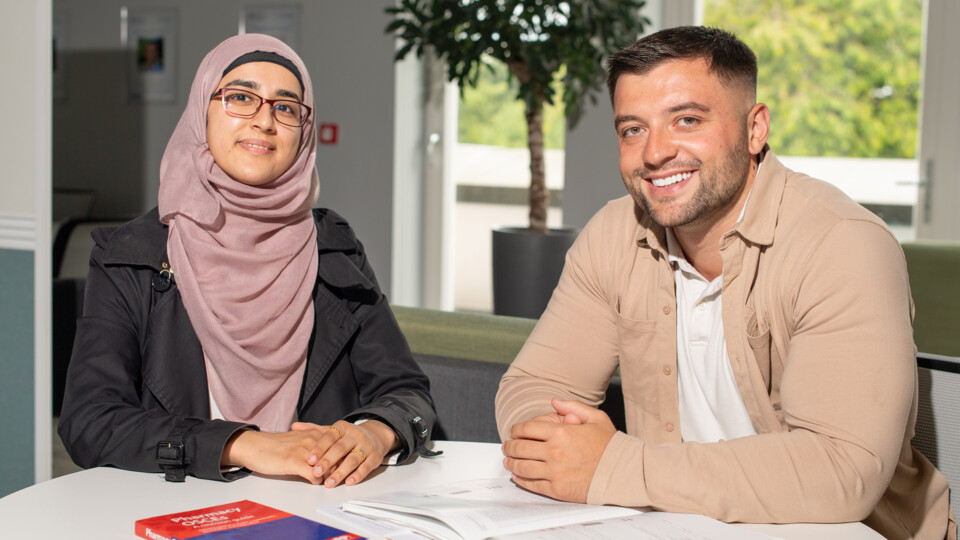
[58,208,436,481]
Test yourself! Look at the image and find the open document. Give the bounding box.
[337,477,774,540]
[495,513,777,540]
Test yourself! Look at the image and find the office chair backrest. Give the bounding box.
[52,218,130,278]
[914,352,960,517]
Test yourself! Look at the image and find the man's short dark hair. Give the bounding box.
[606,26,757,103]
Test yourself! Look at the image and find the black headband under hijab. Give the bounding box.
[222,50,305,95]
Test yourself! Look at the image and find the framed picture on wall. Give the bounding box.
[121,7,177,102]
[240,5,301,50]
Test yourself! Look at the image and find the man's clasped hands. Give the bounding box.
[502,398,618,503]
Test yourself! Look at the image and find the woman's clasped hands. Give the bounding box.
[221,419,398,487]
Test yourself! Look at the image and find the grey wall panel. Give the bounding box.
[0,249,35,497]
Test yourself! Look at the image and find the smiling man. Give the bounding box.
[495,26,953,539]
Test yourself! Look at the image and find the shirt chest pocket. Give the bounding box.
[615,312,659,412]
[744,305,786,425]
[744,304,774,393]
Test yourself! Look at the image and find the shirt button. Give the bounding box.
[662,306,671,315]
[664,423,674,432]
[662,366,671,376]
[697,303,706,311]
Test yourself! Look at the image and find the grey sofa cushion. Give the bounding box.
[414,351,627,443]
[414,353,509,443]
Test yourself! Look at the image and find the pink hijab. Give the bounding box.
[158,34,319,433]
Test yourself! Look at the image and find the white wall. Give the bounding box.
[0,0,52,492]
[2,5,43,216]
[52,0,399,294]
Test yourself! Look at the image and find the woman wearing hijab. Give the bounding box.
[58,34,436,487]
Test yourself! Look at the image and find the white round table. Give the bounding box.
[0,441,881,539]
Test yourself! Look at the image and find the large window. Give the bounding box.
[453,58,566,312]
[445,1,927,311]
[704,0,924,240]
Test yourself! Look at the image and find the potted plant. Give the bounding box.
[386,0,648,317]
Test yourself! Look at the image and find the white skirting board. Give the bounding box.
[0,214,36,251]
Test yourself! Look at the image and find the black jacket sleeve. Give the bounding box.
[57,227,253,481]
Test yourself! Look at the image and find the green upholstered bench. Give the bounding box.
[902,241,960,357]
[390,306,535,443]
[390,305,627,443]
[391,306,536,366]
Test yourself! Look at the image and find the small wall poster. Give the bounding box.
[122,7,177,102]
[240,5,301,50]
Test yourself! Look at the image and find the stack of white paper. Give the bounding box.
[337,477,775,540]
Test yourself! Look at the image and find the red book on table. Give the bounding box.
[135,499,364,540]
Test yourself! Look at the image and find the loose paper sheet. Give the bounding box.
[337,477,772,540]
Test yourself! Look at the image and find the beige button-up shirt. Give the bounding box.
[496,152,953,539]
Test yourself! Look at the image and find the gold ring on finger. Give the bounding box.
[329,426,343,440]
[351,448,366,462]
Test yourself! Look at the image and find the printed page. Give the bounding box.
[338,504,465,540]
[492,512,778,540]
[316,505,431,540]
[340,477,639,539]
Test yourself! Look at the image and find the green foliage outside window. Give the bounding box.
[459,1,924,158]
[387,0,647,231]
[458,59,566,150]
[705,0,922,158]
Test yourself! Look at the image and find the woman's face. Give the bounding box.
[206,61,303,187]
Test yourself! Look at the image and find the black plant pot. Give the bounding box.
[492,226,579,319]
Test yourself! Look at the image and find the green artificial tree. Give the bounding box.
[386,0,648,232]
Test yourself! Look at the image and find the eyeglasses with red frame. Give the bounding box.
[210,87,311,128]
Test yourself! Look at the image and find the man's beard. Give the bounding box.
[631,125,752,230]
